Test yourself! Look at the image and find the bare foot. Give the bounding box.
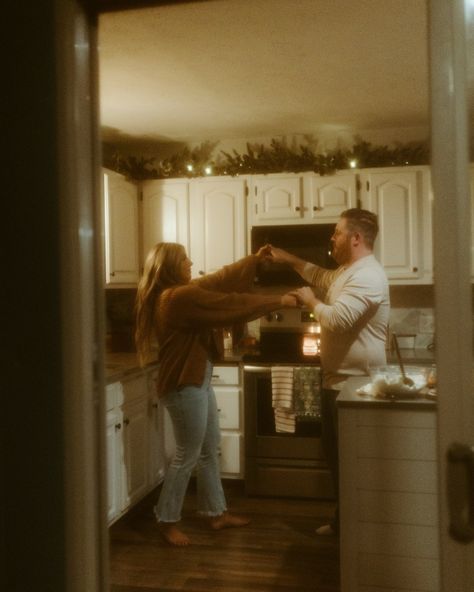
[209,511,251,530]
[158,523,190,546]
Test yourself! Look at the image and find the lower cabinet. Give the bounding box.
[212,364,243,478]
[338,403,439,592]
[106,368,169,524]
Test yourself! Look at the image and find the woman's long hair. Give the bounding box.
[135,242,187,366]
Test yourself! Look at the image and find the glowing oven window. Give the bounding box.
[302,324,321,356]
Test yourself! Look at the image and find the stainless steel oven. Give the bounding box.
[242,308,334,499]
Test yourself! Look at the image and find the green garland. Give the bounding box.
[103,137,430,180]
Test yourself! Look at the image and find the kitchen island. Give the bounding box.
[337,377,439,592]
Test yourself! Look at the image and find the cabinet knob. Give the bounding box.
[110,272,115,277]
[295,206,301,211]
[413,267,418,272]
[199,270,205,276]
[313,206,322,211]
[152,403,158,409]
[124,418,130,426]
[115,423,121,430]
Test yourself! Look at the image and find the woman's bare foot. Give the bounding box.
[209,511,251,530]
[158,523,190,546]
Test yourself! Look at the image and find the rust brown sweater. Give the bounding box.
[154,254,282,396]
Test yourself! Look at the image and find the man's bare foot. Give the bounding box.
[209,511,251,530]
[158,523,190,546]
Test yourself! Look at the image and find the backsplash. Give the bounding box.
[106,285,436,352]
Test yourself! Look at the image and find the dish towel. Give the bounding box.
[293,366,322,419]
[271,366,296,433]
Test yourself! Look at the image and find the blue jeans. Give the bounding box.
[154,361,227,523]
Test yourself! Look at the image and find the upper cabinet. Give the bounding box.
[189,176,247,278]
[141,178,189,260]
[251,174,302,223]
[249,172,357,226]
[359,166,432,284]
[306,172,357,221]
[101,165,436,287]
[103,168,140,286]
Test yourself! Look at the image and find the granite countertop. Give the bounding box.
[105,347,435,384]
[337,376,437,410]
[105,350,244,384]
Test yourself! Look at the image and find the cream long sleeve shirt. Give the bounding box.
[302,254,390,389]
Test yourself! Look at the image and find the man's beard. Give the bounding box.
[332,238,351,265]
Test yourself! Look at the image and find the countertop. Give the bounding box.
[105,347,435,384]
[105,350,243,384]
[337,376,437,410]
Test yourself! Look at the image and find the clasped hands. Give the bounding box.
[256,244,319,310]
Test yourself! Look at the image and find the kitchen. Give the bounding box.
[4,1,474,592]
[100,1,471,591]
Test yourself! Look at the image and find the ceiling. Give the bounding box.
[98,0,430,146]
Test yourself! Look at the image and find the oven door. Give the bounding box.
[243,365,334,498]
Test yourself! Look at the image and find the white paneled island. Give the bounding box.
[337,377,439,592]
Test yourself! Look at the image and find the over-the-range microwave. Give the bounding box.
[251,223,337,287]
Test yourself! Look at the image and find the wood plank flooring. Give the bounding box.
[109,481,340,592]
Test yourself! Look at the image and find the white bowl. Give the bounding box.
[369,365,430,399]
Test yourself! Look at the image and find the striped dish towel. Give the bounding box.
[271,366,295,433]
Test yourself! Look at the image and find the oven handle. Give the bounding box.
[243,365,273,374]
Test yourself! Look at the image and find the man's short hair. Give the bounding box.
[341,208,379,248]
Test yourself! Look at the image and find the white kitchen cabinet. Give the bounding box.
[359,166,432,283]
[251,173,303,223]
[249,172,356,227]
[106,370,167,524]
[338,382,439,592]
[106,382,125,522]
[103,168,140,285]
[141,178,189,261]
[305,171,357,221]
[211,364,243,477]
[121,395,149,507]
[189,177,247,278]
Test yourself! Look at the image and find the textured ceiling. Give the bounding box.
[98,0,429,145]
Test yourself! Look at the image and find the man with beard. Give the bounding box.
[269,208,390,536]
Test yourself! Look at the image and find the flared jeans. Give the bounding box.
[154,361,227,523]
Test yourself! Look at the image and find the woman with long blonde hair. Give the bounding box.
[135,242,297,546]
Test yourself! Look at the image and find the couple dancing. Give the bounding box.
[135,208,389,546]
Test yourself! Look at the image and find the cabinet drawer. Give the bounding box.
[211,365,239,386]
[215,388,240,429]
[219,433,241,474]
[117,375,147,406]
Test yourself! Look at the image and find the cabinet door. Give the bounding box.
[106,407,124,522]
[122,398,149,507]
[360,168,426,281]
[189,177,246,277]
[252,175,302,223]
[141,179,189,261]
[215,387,240,430]
[307,173,357,221]
[219,433,241,475]
[103,169,140,284]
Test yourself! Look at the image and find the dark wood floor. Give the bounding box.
[109,481,340,592]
